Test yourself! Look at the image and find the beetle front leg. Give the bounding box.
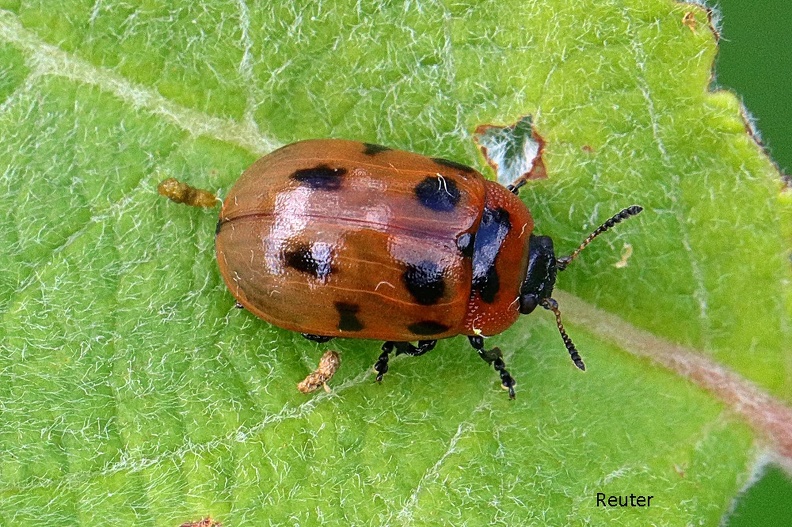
[468,336,516,399]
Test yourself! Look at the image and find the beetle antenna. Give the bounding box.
[557,205,643,271]
[506,180,526,194]
[541,298,585,371]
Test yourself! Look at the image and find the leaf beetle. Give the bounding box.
[197,139,642,398]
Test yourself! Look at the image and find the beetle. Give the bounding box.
[213,139,642,398]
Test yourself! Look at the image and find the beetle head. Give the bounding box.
[519,235,557,315]
[517,205,644,371]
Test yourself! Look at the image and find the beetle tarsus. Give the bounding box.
[374,340,437,382]
[469,337,516,399]
[478,347,516,400]
[393,340,437,357]
[374,342,394,382]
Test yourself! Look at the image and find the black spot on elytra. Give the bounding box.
[432,157,475,173]
[335,302,364,332]
[283,242,333,280]
[363,143,392,156]
[291,165,346,190]
[474,266,500,303]
[471,207,511,303]
[456,232,475,257]
[403,260,446,305]
[407,321,450,336]
[414,176,461,212]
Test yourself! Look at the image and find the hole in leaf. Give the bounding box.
[473,115,546,186]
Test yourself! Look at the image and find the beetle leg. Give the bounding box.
[468,335,485,350]
[505,180,526,195]
[393,340,437,357]
[374,341,395,382]
[468,337,516,399]
[374,340,437,382]
[302,333,334,343]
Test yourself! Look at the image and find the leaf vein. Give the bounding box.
[0,11,278,156]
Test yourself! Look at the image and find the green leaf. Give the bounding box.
[0,1,789,525]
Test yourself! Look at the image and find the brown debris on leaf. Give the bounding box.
[612,243,634,269]
[678,2,720,41]
[158,178,218,208]
[298,350,341,394]
[179,518,221,527]
[781,174,792,193]
[682,11,696,32]
[473,115,546,189]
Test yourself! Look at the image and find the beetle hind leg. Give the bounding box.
[468,336,516,399]
[394,340,437,357]
[374,340,437,382]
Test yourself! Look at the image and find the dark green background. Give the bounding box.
[716,1,792,524]
[717,1,792,175]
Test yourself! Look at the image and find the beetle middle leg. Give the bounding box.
[468,336,516,399]
[374,340,437,382]
[302,333,334,343]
